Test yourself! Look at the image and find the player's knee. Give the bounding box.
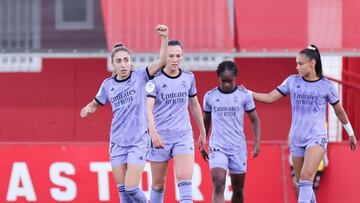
[232,187,244,199]
[176,173,192,181]
[152,177,166,190]
[232,186,244,194]
[212,177,226,194]
[300,170,315,181]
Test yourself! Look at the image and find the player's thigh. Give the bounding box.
[292,156,304,183]
[150,161,169,185]
[112,164,127,184]
[124,163,146,187]
[230,173,245,190]
[301,145,325,181]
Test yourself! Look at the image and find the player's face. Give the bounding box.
[219,70,236,92]
[166,45,183,71]
[296,54,315,78]
[112,51,132,78]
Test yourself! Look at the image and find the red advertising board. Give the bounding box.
[0,143,285,202]
[1,143,359,202]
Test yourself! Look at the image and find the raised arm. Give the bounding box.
[80,99,101,118]
[189,96,207,151]
[252,89,283,104]
[147,24,169,76]
[332,102,357,151]
[247,110,261,157]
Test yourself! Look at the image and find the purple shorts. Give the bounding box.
[209,147,247,174]
[290,136,328,157]
[109,142,149,167]
[147,134,194,162]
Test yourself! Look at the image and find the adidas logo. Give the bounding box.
[162,84,167,88]
[111,87,115,91]
[296,85,300,88]
[139,156,144,160]
[215,98,220,102]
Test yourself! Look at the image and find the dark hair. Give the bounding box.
[168,40,183,49]
[111,43,130,62]
[299,44,323,78]
[111,43,131,76]
[216,61,238,77]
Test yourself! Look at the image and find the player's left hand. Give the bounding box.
[200,149,209,162]
[251,142,260,158]
[198,133,208,161]
[349,135,357,151]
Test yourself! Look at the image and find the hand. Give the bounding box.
[251,142,260,158]
[198,133,206,151]
[200,149,209,162]
[198,133,208,161]
[80,105,94,118]
[349,136,357,151]
[150,130,165,149]
[155,24,168,38]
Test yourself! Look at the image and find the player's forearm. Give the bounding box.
[146,99,157,133]
[158,35,168,67]
[147,113,157,133]
[251,116,261,144]
[203,113,211,139]
[87,100,100,112]
[148,36,168,76]
[334,103,350,125]
[191,103,206,134]
[252,89,282,104]
[252,92,273,103]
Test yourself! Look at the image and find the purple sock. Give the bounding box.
[150,187,164,203]
[117,184,132,203]
[178,180,193,203]
[298,180,313,203]
[125,186,148,203]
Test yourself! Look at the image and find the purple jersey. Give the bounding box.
[95,67,152,147]
[277,75,339,146]
[203,86,255,154]
[146,69,197,143]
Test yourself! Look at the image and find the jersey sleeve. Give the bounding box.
[244,92,256,112]
[95,81,109,106]
[203,92,212,113]
[146,79,157,98]
[189,74,197,97]
[137,66,153,82]
[326,82,340,105]
[276,76,292,96]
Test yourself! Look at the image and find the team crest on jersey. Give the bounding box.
[182,80,187,87]
[146,82,155,93]
[233,96,239,103]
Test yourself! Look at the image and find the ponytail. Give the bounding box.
[299,44,323,78]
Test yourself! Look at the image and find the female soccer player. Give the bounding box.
[146,40,206,203]
[80,24,168,203]
[249,44,357,203]
[202,60,261,203]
